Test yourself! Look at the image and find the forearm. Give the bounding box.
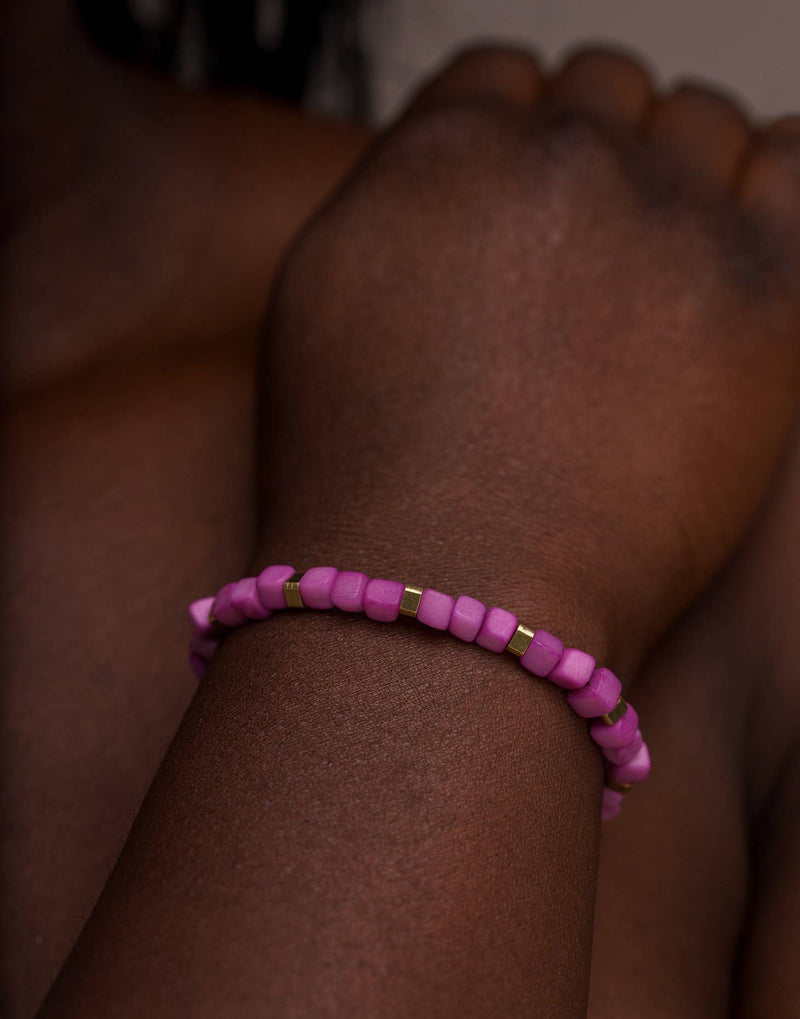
[40,592,608,1018]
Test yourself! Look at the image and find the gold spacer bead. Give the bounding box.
[601,697,628,727]
[506,624,535,658]
[606,780,633,794]
[398,585,423,618]
[283,571,305,609]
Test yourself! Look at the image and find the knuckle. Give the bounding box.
[387,101,521,169]
[543,110,622,166]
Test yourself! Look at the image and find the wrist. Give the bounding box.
[199,557,651,820]
[252,524,630,677]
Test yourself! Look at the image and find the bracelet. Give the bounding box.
[188,565,650,822]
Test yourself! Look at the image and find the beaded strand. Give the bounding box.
[189,565,651,821]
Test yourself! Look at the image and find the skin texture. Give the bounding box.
[1,2,368,1013]
[4,16,800,1019]
[15,38,800,1019]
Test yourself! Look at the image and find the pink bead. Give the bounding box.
[190,632,219,660]
[475,606,518,653]
[548,648,596,690]
[256,564,296,610]
[230,577,271,620]
[363,578,405,622]
[189,597,217,637]
[603,730,644,766]
[449,595,486,642]
[567,667,622,718]
[417,589,456,630]
[189,652,208,679]
[602,787,624,821]
[608,743,651,784]
[520,629,563,677]
[212,581,248,627]
[603,788,625,811]
[299,567,339,610]
[330,571,369,613]
[591,704,640,749]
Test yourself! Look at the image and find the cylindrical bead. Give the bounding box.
[448,595,487,642]
[476,607,518,653]
[299,567,339,610]
[567,667,622,718]
[230,577,271,620]
[212,582,248,627]
[189,652,208,679]
[256,564,296,610]
[417,589,456,630]
[608,743,651,784]
[189,632,219,660]
[330,571,369,613]
[189,597,217,637]
[364,578,405,622]
[548,648,596,690]
[603,730,643,766]
[520,629,564,677]
[591,704,640,748]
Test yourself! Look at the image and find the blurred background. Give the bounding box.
[81,0,800,123]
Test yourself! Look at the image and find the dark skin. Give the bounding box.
[2,2,367,1012]
[3,10,800,1017]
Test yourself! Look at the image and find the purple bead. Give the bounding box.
[256,564,296,610]
[230,577,271,620]
[449,595,486,642]
[190,632,219,660]
[189,652,208,679]
[299,567,339,610]
[548,648,596,690]
[603,730,643,767]
[591,704,640,749]
[567,667,622,719]
[602,787,624,821]
[608,743,651,784]
[520,629,563,677]
[475,606,518,653]
[417,589,456,630]
[364,578,405,622]
[189,597,217,637]
[212,581,248,627]
[330,571,369,613]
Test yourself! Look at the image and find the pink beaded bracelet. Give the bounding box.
[188,565,651,821]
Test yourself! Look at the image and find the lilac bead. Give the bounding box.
[417,589,456,630]
[230,577,271,620]
[449,595,486,642]
[212,581,248,627]
[608,743,651,785]
[189,597,217,637]
[364,578,405,622]
[603,730,644,767]
[476,606,518,653]
[330,571,369,613]
[189,652,208,679]
[548,648,596,691]
[190,632,219,660]
[520,629,563,677]
[567,667,622,719]
[256,564,296,610]
[591,704,640,749]
[299,567,339,610]
[602,787,624,822]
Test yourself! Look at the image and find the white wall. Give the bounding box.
[362,0,800,122]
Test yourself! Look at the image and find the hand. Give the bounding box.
[256,47,800,670]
